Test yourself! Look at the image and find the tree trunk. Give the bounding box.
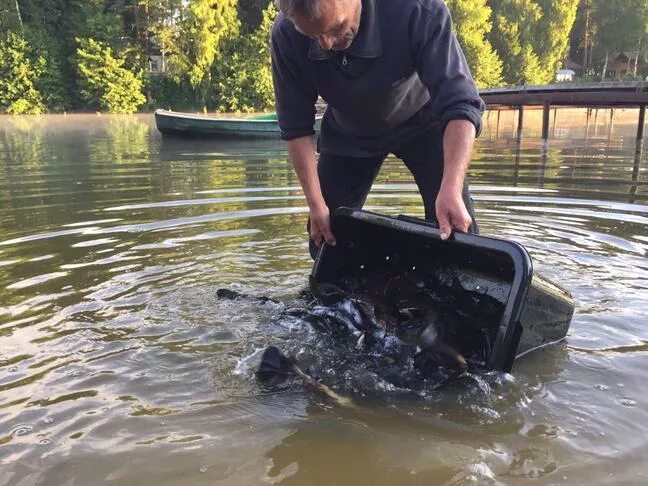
[601,50,609,82]
[14,0,23,28]
[582,0,590,74]
[634,38,642,76]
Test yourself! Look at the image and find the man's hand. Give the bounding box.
[310,204,336,247]
[435,186,471,240]
[439,119,476,240]
[285,136,337,248]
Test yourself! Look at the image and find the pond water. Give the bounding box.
[0,112,647,485]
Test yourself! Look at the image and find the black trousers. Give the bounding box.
[309,126,479,259]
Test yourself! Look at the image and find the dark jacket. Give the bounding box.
[271,0,485,156]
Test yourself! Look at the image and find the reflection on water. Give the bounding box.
[0,113,647,485]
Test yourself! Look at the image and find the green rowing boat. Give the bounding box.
[154,109,322,139]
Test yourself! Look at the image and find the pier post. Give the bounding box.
[594,109,600,136]
[552,107,558,137]
[542,102,551,142]
[539,143,548,188]
[637,105,646,154]
[514,141,521,187]
[608,108,616,144]
[486,110,492,140]
[517,106,524,142]
[495,109,501,139]
[585,108,592,142]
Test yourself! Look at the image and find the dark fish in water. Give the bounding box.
[217,288,278,304]
[306,282,468,368]
[256,346,357,409]
[419,315,468,368]
[218,269,504,398]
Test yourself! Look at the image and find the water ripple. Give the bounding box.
[1,114,647,483]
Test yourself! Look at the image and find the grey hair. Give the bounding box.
[275,0,325,19]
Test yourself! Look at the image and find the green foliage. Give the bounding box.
[238,0,269,32]
[0,32,45,114]
[67,0,124,43]
[489,0,579,85]
[75,38,147,113]
[489,0,545,84]
[0,0,23,31]
[214,1,277,112]
[3,0,646,113]
[535,0,580,80]
[621,72,645,81]
[23,26,72,111]
[446,0,503,88]
[137,0,185,76]
[590,0,648,78]
[177,0,240,103]
[148,74,196,111]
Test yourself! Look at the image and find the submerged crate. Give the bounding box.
[311,208,574,372]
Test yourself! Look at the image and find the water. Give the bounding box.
[0,112,646,485]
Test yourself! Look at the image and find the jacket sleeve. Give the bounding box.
[409,0,485,136]
[271,19,319,141]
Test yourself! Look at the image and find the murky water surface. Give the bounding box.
[0,112,647,485]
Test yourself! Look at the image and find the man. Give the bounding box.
[271,0,484,258]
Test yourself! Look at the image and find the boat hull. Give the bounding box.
[154,109,321,139]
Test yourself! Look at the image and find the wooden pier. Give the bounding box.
[480,81,648,147]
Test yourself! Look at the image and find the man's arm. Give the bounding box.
[436,119,476,240]
[270,18,333,246]
[409,0,484,239]
[286,136,336,247]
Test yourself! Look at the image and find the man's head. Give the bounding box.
[277,0,362,52]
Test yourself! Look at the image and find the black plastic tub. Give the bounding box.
[311,208,575,372]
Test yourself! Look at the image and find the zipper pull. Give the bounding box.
[342,54,348,66]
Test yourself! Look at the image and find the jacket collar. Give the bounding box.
[307,0,382,61]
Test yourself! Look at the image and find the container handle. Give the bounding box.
[396,214,439,229]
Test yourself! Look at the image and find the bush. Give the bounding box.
[147,74,197,111]
[24,27,72,111]
[76,38,146,113]
[0,32,46,114]
[621,72,646,81]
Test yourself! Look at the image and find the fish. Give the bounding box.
[419,315,468,368]
[216,288,278,304]
[218,268,503,397]
[256,346,357,409]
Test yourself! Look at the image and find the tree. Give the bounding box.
[535,0,580,80]
[488,0,579,85]
[0,32,45,114]
[131,0,185,74]
[214,1,277,111]
[489,0,544,84]
[446,0,503,87]
[0,0,23,31]
[590,0,648,80]
[177,0,240,105]
[76,37,147,113]
[570,0,595,75]
[66,0,125,44]
[17,0,83,109]
[22,26,71,111]
[238,0,268,32]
